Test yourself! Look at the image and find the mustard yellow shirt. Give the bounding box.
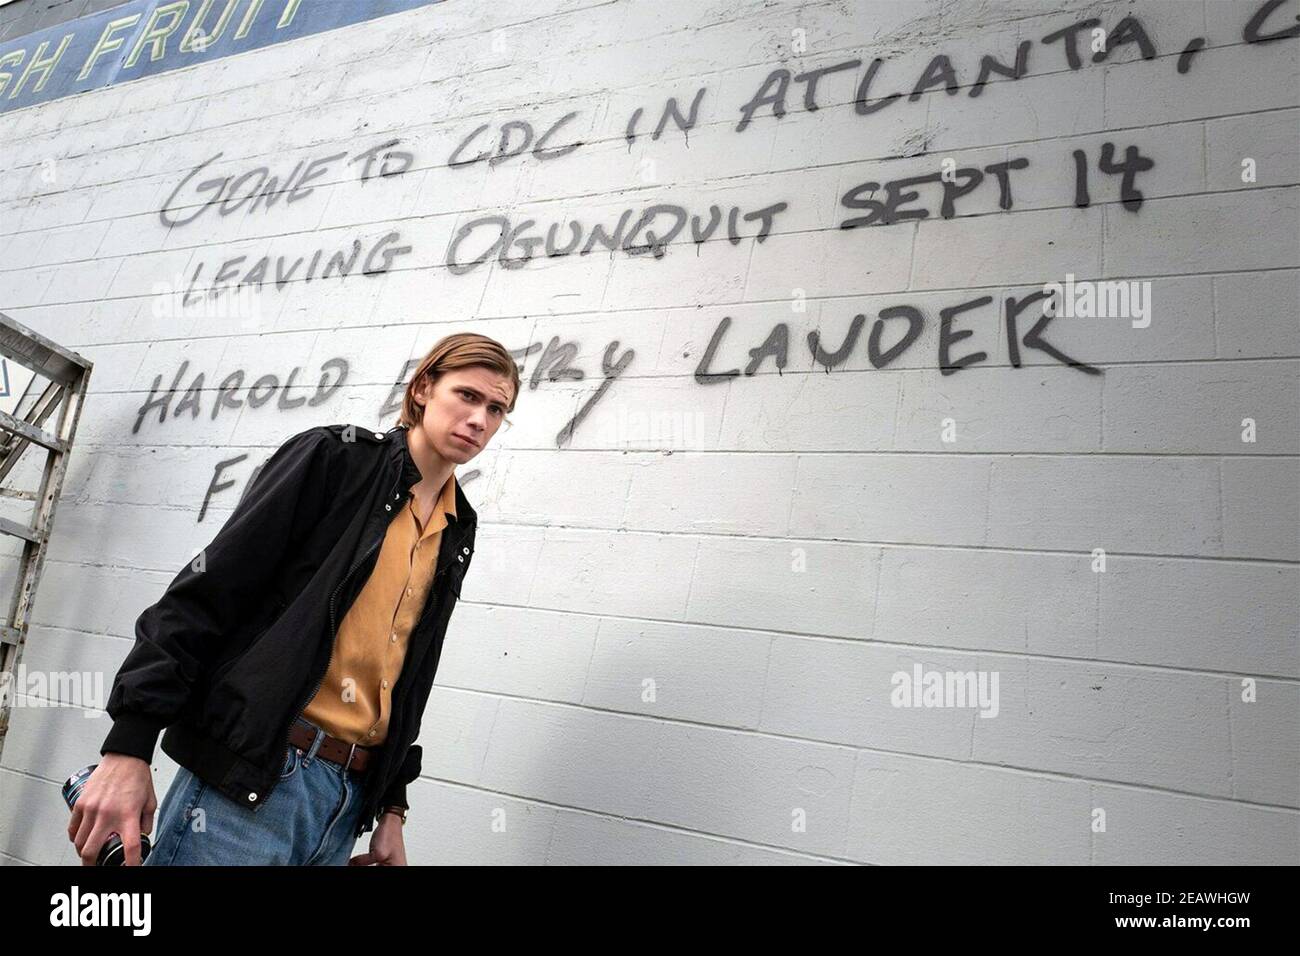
[301,470,457,746]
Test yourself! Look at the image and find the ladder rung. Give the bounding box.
[0,410,65,452]
[0,516,40,543]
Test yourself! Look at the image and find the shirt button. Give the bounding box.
[373,431,384,439]
[462,547,469,554]
[382,680,388,688]
[391,634,397,643]
[368,729,377,737]
[248,793,258,802]
[406,587,412,595]
[385,504,391,511]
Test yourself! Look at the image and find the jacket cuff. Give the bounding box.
[377,781,408,814]
[100,713,166,764]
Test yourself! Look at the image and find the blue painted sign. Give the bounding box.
[0,0,443,115]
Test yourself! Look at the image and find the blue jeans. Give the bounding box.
[144,720,367,866]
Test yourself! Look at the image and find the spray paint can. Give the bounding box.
[62,764,152,865]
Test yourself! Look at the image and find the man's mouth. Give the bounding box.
[453,433,478,447]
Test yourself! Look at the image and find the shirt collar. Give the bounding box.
[389,423,467,526]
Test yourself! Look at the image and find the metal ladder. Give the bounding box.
[0,310,92,759]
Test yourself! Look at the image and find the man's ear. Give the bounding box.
[412,374,431,407]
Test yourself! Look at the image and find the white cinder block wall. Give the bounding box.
[0,0,1296,865]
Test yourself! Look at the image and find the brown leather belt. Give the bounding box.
[288,717,377,774]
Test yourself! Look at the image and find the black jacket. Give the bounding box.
[100,422,476,839]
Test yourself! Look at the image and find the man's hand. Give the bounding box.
[68,754,156,866]
[349,811,407,865]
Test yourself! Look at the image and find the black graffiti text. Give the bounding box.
[695,295,1100,382]
[446,201,789,273]
[183,231,412,302]
[134,357,349,433]
[160,140,414,228]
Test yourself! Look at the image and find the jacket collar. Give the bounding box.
[386,424,477,529]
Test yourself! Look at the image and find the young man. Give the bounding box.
[69,333,518,865]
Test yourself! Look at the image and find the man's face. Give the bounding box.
[413,366,513,463]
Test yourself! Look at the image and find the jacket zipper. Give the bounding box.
[252,472,402,812]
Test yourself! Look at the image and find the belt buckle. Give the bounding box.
[343,740,359,771]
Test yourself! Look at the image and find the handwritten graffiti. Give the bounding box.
[449,112,584,166]
[155,139,417,300]
[1071,144,1156,211]
[837,142,1154,225]
[180,231,412,302]
[1244,0,1300,43]
[133,0,1291,480]
[134,357,348,433]
[625,88,708,144]
[446,201,789,272]
[840,157,1030,226]
[723,2,1296,130]
[738,11,1219,131]
[154,4,1288,302]
[160,141,414,228]
[507,337,636,448]
[697,295,1101,382]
